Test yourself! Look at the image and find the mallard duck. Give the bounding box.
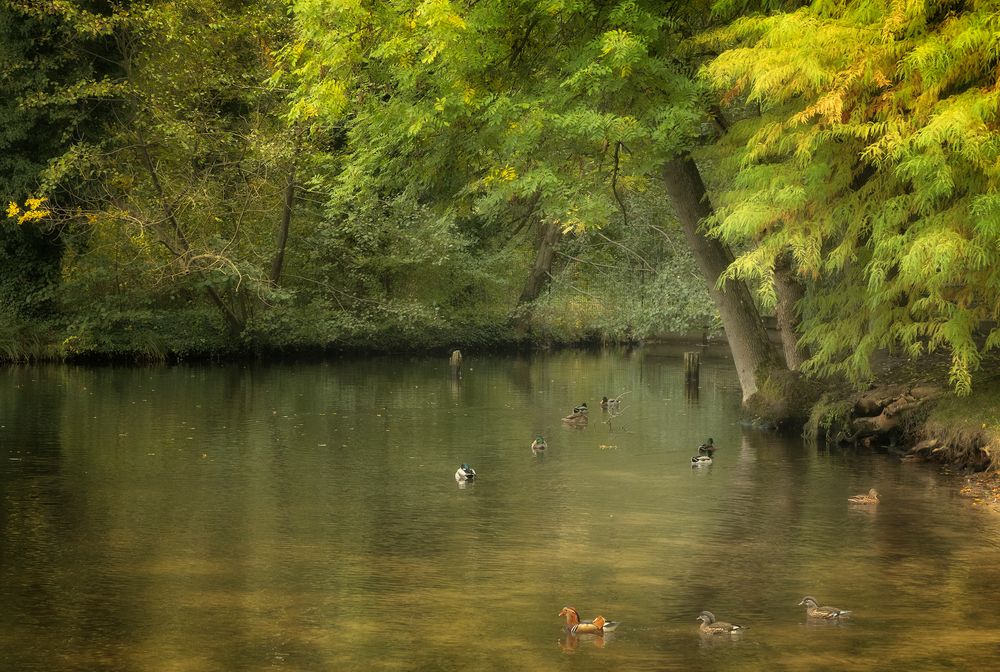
[574,402,589,414]
[691,455,713,467]
[698,438,716,454]
[531,436,547,451]
[600,396,620,410]
[798,596,851,619]
[562,408,589,424]
[697,611,745,635]
[558,607,619,634]
[454,464,476,482]
[848,488,879,504]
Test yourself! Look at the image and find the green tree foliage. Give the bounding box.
[285,0,715,237]
[0,1,110,320]
[702,0,1000,393]
[282,0,725,337]
[529,190,717,341]
[27,0,315,340]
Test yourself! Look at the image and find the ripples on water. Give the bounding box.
[2,349,1000,671]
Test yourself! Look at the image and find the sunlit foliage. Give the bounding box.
[703,0,1000,392]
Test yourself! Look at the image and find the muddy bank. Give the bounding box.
[803,379,1000,474]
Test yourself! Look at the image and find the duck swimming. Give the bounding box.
[698,438,716,454]
[798,596,851,619]
[848,488,879,504]
[562,406,589,425]
[697,611,745,635]
[601,396,620,410]
[558,607,619,634]
[691,455,713,467]
[454,464,477,482]
[531,436,547,451]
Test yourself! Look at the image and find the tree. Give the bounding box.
[703,0,1000,393]
[287,0,785,400]
[0,1,112,321]
[31,0,310,335]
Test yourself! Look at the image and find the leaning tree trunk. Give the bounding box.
[517,220,561,305]
[773,251,808,371]
[661,154,779,403]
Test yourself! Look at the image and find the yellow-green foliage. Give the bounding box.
[703,1,1000,394]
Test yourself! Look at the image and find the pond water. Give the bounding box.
[2,348,1000,671]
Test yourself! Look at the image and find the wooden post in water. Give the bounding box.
[684,351,700,384]
[449,349,463,379]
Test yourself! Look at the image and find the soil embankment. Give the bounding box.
[800,369,1000,512]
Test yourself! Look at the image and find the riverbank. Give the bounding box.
[2,304,718,364]
[797,353,1000,507]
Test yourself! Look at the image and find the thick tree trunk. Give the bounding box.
[518,220,561,304]
[661,154,779,402]
[773,251,808,371]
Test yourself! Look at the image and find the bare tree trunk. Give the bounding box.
[270,130,302,286]
[773,251,808,371]
[269,162,296,286]
[661,154,779,402]
[518,220,561,304]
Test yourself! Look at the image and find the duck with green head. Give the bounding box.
[562,403,589,425]
[531,436,547,452]
[454,464,477,482]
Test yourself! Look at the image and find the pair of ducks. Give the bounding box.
[692,438,716,466]
[456,435,551,477]
[561,397,619,424]
[698,597,852,636]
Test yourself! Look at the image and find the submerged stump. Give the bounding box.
[684,352,700,383]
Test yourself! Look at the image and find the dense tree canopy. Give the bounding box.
[2,0,998,397]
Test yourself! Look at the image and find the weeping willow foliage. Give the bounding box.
[702,0,1000,393]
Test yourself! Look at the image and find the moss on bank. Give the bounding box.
[745,369,824,428]
[921,383,1000,471]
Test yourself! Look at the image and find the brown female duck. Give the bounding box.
[798,596,852,619]
[696,611,745,635]
[848,488,879,504]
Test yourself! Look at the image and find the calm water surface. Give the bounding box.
[2,348,999,671]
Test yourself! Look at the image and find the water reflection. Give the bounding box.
[560,630,611,653]
[1,350,999,671]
